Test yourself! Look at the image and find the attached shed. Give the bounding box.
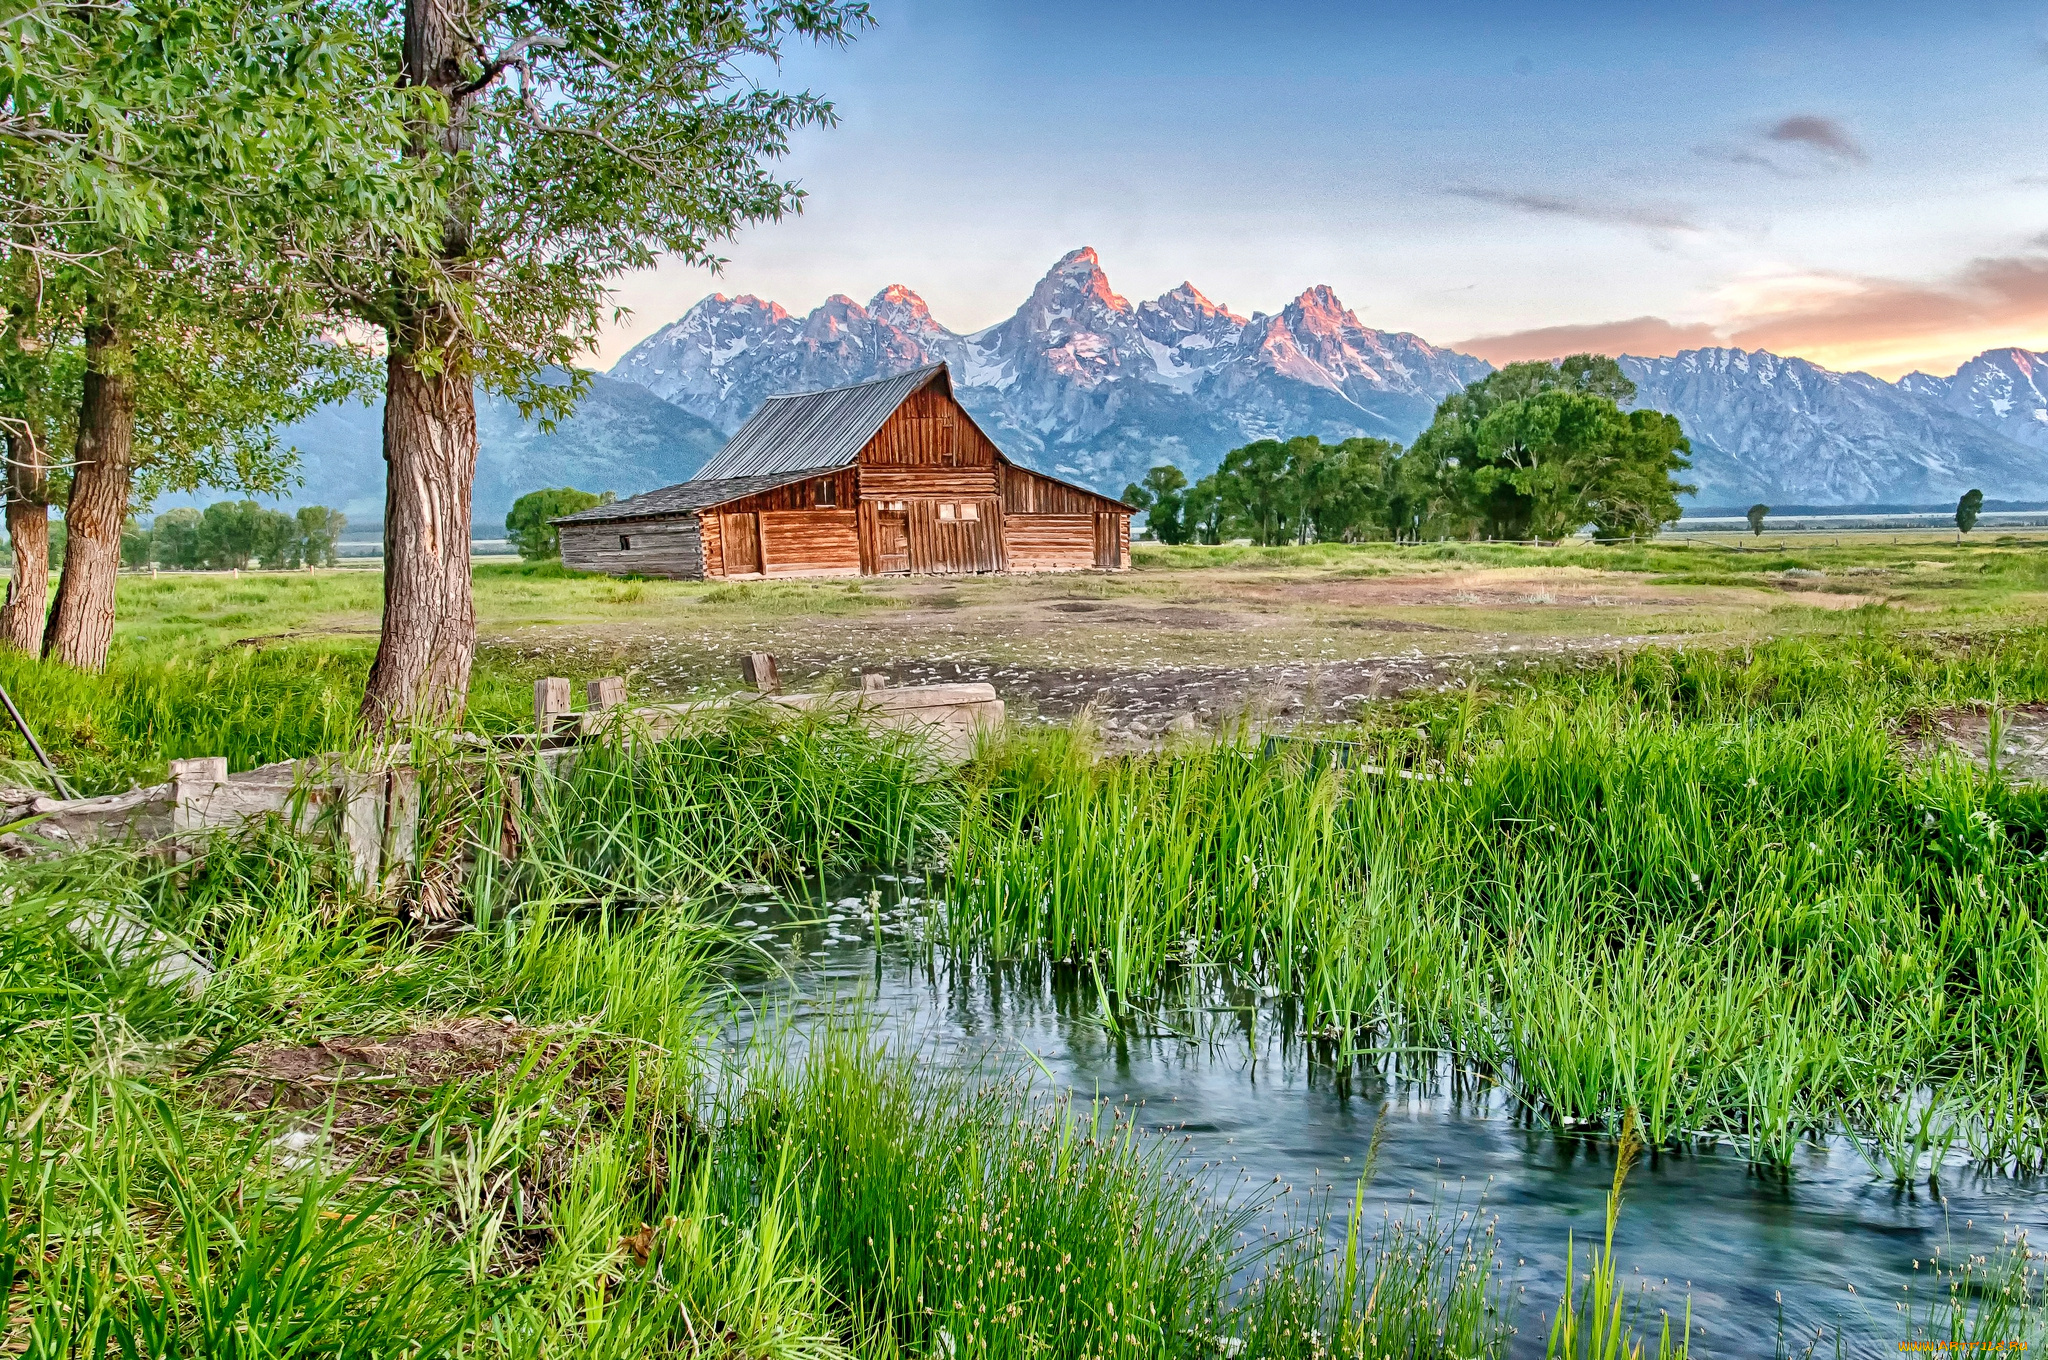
[554,364,1131,580]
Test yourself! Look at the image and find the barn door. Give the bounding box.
[1094,513,1119,569]
[875,510,910,574]
[722,512,762,575]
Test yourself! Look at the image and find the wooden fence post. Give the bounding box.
[740,653,781,694]
[535,677,572,734]
[168,757,228,836]
[588,676,627,710]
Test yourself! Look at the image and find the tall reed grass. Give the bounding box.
[948,636,2048,1177]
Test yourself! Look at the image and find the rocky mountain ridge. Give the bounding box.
[611,247,1491,493]
[613,248,2048,504]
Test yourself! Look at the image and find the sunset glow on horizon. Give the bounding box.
[593,0,2048,383]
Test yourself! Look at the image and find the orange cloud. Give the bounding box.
[1453,249,2048,378]
[1456,317,1721,366]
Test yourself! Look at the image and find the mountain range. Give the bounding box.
[174,367,727,526]
[237,247,2048,521]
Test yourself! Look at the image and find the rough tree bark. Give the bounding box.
[0,418,49,653]
[359,0,480,731]
[361,352,477,727]
[45,318,132,671]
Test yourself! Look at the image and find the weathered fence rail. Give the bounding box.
[1,659,1003,878]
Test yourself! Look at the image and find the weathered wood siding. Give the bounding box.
[1003,515,1098,572]
[852,385,1008,574]
[760,510,860,577]
[1002,464,1111,515]
[903,497,1003,574]
[559,519,704,579]
[861,386,997,467]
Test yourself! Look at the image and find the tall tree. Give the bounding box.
[12,0,414,670]
[506,486,607,560]
[1121,465,1189,544]
[1747,503,1770,537]
[334,0,870,730]
[1406,354,1692,541]
[1956,488,1983,536]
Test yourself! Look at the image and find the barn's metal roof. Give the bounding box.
[551,467,837,525]
[690,363,950,480]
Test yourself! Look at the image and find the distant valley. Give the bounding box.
[247,249,2048,523]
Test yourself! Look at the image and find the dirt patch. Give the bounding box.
[207,1016,664,1270]
[854,634,1647,746]
[1341,619,1455,633]
[1902,703,2048,784]
[1041,602,1242,629]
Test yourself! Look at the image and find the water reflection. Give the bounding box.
[720,879,2044,1359]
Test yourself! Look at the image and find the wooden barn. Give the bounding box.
[553,364,1131,580]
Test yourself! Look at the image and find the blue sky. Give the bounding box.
[595,0,2048,379]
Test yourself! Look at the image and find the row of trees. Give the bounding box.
[122,504,347,571]
[1,0,868,728]
[1125,357,1695,545]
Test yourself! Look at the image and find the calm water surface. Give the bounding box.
[721,880,2045,1359]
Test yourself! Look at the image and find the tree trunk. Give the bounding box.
[360,0,480,731]
[45,319,132,671]
[359,350,477,728]
[0,419,49,653]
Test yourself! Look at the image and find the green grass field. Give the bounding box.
[4,545,2047,1355]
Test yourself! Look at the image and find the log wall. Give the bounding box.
[760,510,860,577]
[560,519,704,579]
[1003,515,1098,572]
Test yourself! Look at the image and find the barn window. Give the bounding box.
[938,502,956,521]
[959,502,980,521]
[619,535,632,550]
[815,478,837,507]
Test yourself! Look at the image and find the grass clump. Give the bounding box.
[947,632,2048,1177]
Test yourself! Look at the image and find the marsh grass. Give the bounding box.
[947,634,2048,1177]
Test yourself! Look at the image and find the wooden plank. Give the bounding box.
[382,766,420,884]
[857,465,1000,500]
[702,511,724,578]
[559,520,703,579]
[535,677,572,733]
[722,512,762,575]
[741,652,782,693]
[1004,515,1098,571]
[758,509,860,577]
[588,676,627,709]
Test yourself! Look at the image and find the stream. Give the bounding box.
[720,877,2046,1359]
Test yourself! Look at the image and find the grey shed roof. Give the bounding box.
[551,467,836,525]
[690,363,950,481]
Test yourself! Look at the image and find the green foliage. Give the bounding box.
[1161,358,1689,546]
[1405,355,1694,541]
[342,0,875,415]
[1172,435,1408,547]
[1122,464,1190,543]
[506,486,609,560]
[296,505,347,567]
[1959,488,1985,535]
[1747,503,1769,536]
[137,503,346,569]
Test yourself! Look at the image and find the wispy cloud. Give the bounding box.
[1445,187,1700,233]
[1698,113,1867,176]
[1450,245,2048,378]
[1765,115,1866,163]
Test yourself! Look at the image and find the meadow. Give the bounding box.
[4,544,2048,1355]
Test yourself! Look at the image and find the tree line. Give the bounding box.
[122,504,347,571]
[1124,356,1695,545]
[0,0,870,728]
